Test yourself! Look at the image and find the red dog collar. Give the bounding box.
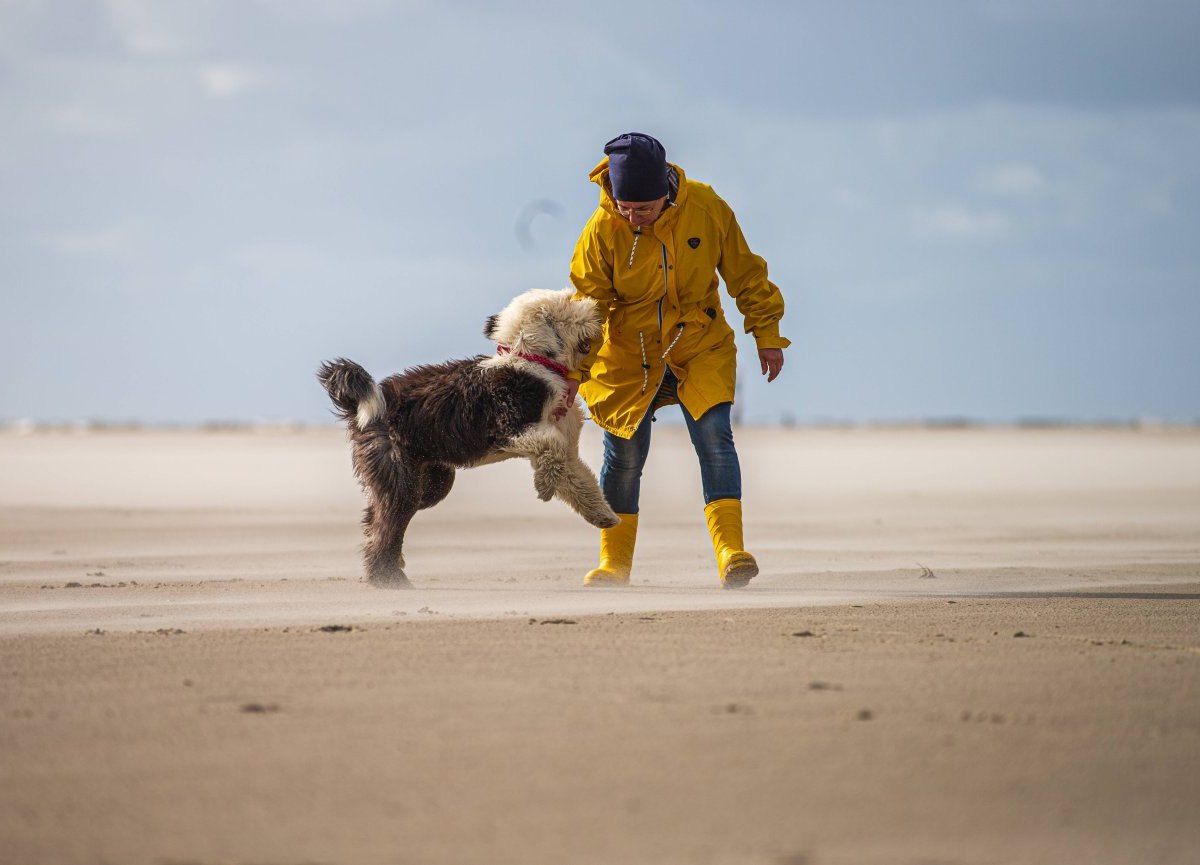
[496,346,571,380]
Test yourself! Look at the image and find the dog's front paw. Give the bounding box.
[533,461,565,501]
[534,471,555,502]
[588,508,620,529]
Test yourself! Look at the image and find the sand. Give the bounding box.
[1,426,1198,864]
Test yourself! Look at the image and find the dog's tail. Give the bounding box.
[317,358,385,428]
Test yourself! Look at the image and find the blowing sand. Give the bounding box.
[1,426,1198,864]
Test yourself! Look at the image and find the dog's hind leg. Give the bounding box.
[417,462,455,510]
[352,433,420,587]
[362,463,449,586]
[363,492,417,588]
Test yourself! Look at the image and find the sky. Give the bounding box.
[2,0,1198,425]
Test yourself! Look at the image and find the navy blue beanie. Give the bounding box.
[604,132,668,202]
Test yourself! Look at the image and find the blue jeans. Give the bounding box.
[600,373,742,514]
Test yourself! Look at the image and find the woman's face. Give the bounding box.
[614,196,668,227]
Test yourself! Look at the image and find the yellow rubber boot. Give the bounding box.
[704,499,759,588]
[583,513,638,586]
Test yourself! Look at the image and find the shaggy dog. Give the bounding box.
[318,288,618,587]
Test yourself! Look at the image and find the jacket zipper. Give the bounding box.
[633,241,683,428]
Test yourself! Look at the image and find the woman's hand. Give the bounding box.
[553,378,581,420]
[758,348,784,383]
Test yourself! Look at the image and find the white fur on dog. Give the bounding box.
[355,381,385,427]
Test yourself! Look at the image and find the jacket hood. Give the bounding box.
[589,158,688,219]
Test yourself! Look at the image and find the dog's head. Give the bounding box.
[484,288,601,371]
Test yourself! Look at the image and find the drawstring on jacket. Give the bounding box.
[638,323,686,394]
[628,227,641,269]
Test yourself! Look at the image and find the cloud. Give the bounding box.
[43,222,139,258]
[977,163,1046,196]
[50,104,126,136]
[103,0,188,56]
[197,64,262,98]
[258,0,420,22]
[908,203,1011,240]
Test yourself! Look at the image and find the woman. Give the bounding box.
[567,132,789,588]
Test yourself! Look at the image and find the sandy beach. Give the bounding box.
[1,426,1198,864]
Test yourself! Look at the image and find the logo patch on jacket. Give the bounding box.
[687,237,701,249]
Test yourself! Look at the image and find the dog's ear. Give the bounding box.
[483,314,500,340]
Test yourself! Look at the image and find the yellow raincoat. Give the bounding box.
[570,160,790,438]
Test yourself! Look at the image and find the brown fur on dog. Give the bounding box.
[319,288,618,587]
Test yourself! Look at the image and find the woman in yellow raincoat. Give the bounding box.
[567,132,790,588]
